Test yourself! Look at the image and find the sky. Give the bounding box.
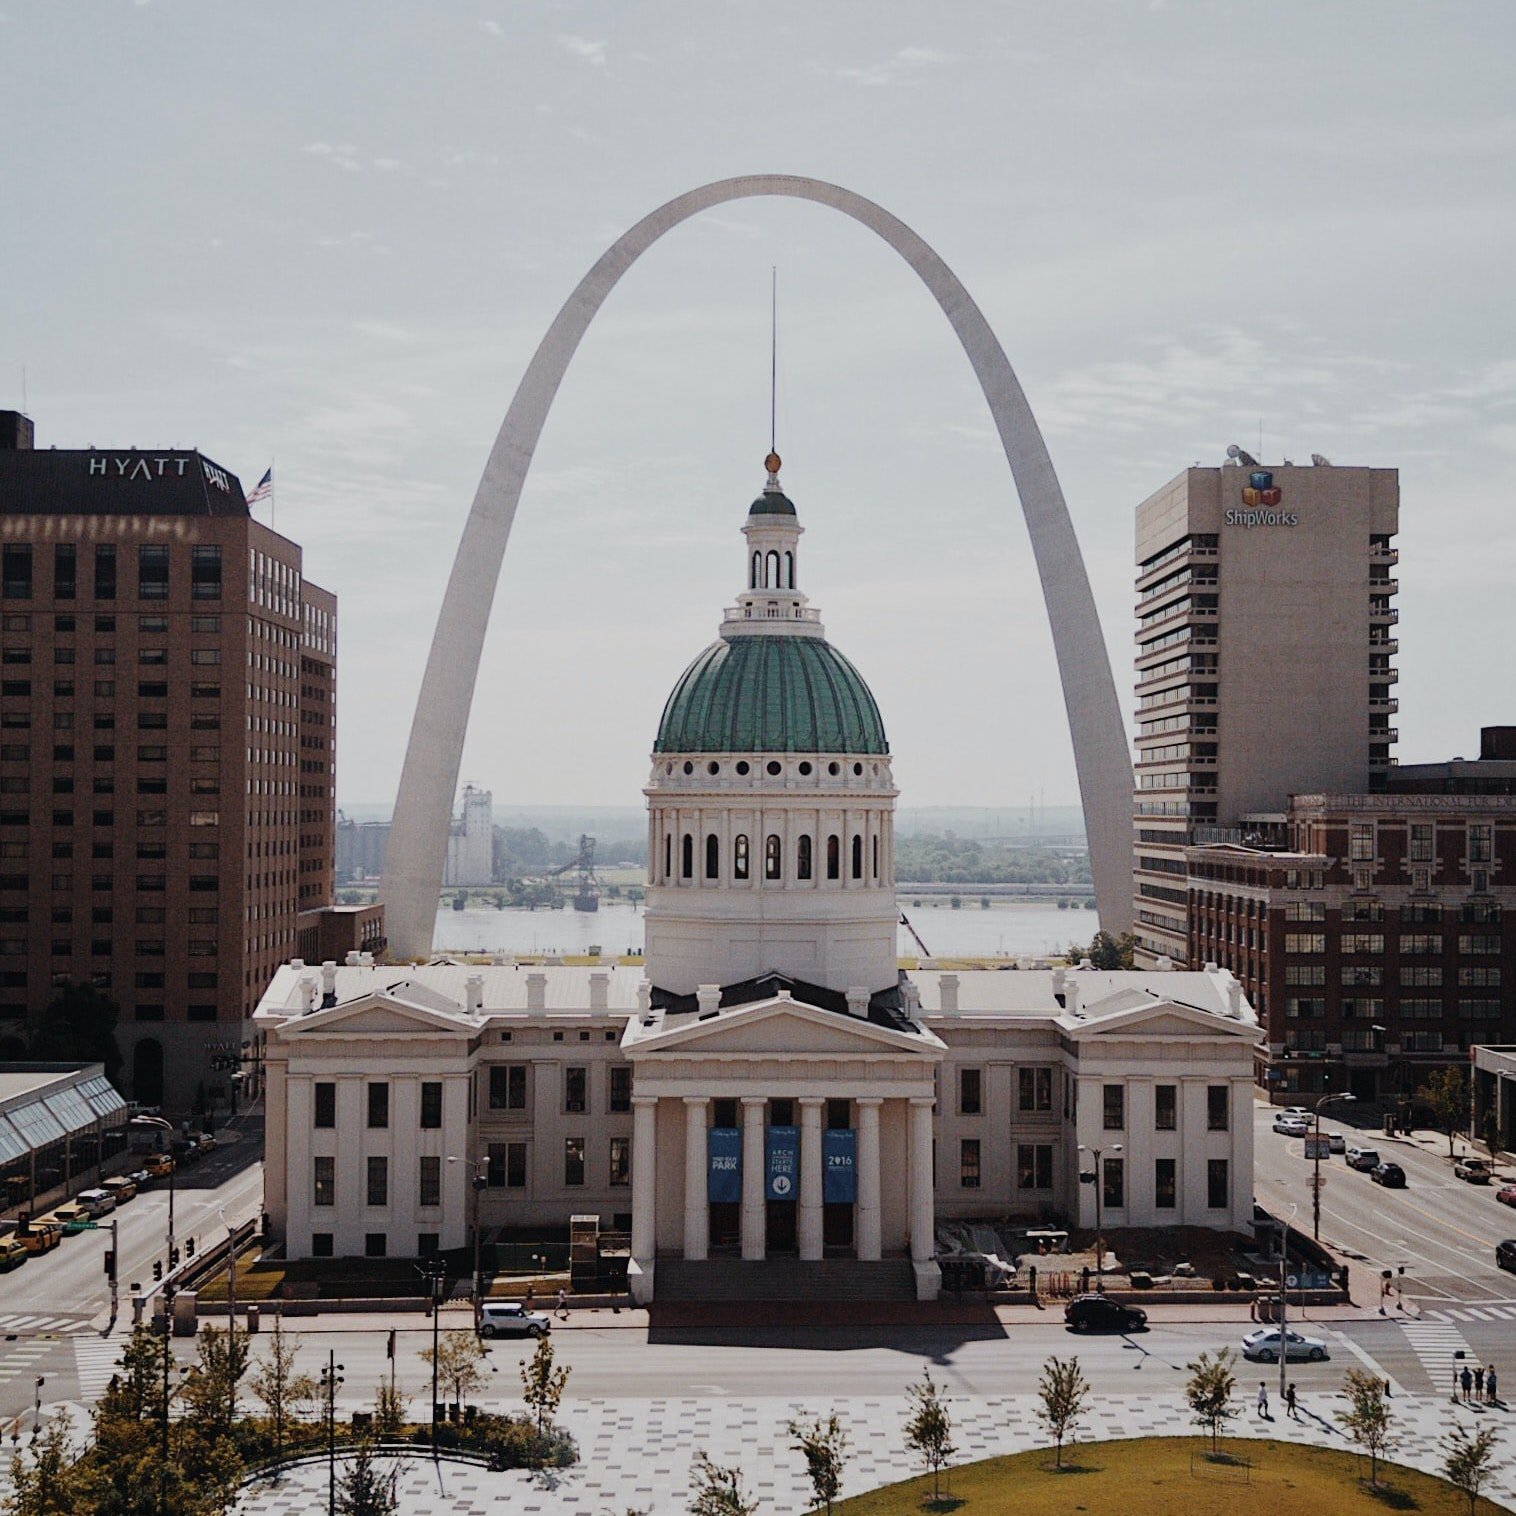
[2,2,1513,816]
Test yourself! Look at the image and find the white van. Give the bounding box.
[74,1188,117,1219]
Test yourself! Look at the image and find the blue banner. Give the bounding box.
[707,1127,741,1204]
[823,1128,856,1204]
[766,1125,799,1201]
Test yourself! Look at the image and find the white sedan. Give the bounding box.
[1242,1327,1329,1363]
[1273,1116,1310,1137]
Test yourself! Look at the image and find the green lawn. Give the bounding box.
[829,1437,1499,1515]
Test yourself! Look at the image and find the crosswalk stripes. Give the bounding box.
[1401,1318,1479,1391]
[0,1338,53,1389]
[73,1338,121,1402]
[0,1313,90,1335]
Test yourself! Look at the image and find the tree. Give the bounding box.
[786,1412,848,1515]
[4,1412,80,1516]
[372,1381,410,1439]
[519,1332,571,1436]
[30,982,122,1082]
[421,1329,487,1413]
[179,1324,249,1436]
[1444,1423,1506,1516]
[687,1450,758,1516]
[1419,1065,1470,1159]
[1184,1349,1239,1453]
[1335,1369,1393,1486]
[336,1439,397,1516]
[1035,1355,1090,1470]
[1067,931,1137,970]
[902,1370,955,1503]
[249,1316,317,1458]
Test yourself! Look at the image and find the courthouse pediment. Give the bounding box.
[279,991,474,1040]
[1071,998,1254,1042]
[626,995,943,1060]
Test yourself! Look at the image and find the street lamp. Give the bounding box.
[1311,1092,1356,1240]
[320,1351,345,1516]
[1077,1143,1122,1284]
[1278,1201,1299,1401]
[447,1154,489,1324]
[218,1207,239,1424]
[131,1115,176,1275]
[416,1258,447,1456]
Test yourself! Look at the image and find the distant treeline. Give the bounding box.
[895,833,1092,886]
[493,826,647,876]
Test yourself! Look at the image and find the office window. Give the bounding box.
[1155,1158,1177,1209]
[959,1139,981,1189]
[1350,823,1374,863]
[311,1233,333,1258]
[94,545,116,600]
[1155,1084,1177,1131]
[1018,1066,1052,1112]
[959,1067,982,1116]
[417,1232,439,1258]
[489,1064,526,1110]
[364,1233,386,1259]
[366,1156,388,1207]
[564,1137,586,1186]
[1207,1085,1229,1132]
[2,545,31,600]
[609,1065,631,1113]
[420,1082,442,1129]
[564,1066,587,1114]
[53,544,76,601]
[138,545,169,600]
[1207,1158,1229,1210]
[1285,933,1327,954]
[418,1155,441,1208]
[1017,1143,1052,1190]
[1102,1156,1125,1209]
[507,1141,527,1188]
[1102,1084,1125,1130]
[313,1156,335,1207]
[191,545,222,600]
[367,1082,389,1129]
[1409,823,1434,863]
[609,1136,630,1187]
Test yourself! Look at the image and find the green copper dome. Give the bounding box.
[748,489,797,516]
[655,635,888,755]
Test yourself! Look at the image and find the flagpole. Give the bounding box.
[270,456,275,529]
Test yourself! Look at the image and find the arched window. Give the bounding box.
[664,833,672,881]
[705,833,719,880]
[734,833,750,880]
[797,833,813,880]
[682,833,693,880]
[765,834,782,880]
[766,550,780,589]
[827,834,840,880]
[873,833,880,879]
[851,834,863,880]
[783,550,793,588]
[751,550,761,589]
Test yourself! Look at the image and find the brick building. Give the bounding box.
[0,411,375,1107]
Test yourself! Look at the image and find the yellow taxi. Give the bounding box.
[143,1153,175,1178]
[50,1202,91,1231]
[0,1238,26,1272]
[15,1222,60,1255]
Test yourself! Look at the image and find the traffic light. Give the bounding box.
[153,1260,163,1282]
[103,1250,116,1281]
[169,1246,179,1268]
[185,1237,195,1258]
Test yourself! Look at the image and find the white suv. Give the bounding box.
[478,1302,552,1339]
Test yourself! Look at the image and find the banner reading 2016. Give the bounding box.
[707,1127,741,1204]
[823,1127,856,1204]
[766,1125,799,1200]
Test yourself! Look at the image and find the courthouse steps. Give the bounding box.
[656,1257,916,1303]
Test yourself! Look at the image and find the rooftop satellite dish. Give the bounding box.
[1311,453,1332,466]
[1225,443,1259,467]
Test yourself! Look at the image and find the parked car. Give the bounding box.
[1498,1240,1516,1273]
[1281,1107,1312,1120]
[1326,1132,1347,1154]
[143,1154,175,1178]
[0,1239,27,1273]
[1273,1116,1309,1137]
[1241,1327,1329,1362]
[477,1302,551,1339]
[127,1168,155,1191]
[74,1188,117,1218]
[102,1176,138,1204]
[1064,1294,1148,1333]
[15,1222,61,1255]
[1497,1185,1516,1208]
[49,1203,90,1231]
[1455,1157,1493,1184]
[1372,1163,1407,1188]
[1346,1147,1383,1172]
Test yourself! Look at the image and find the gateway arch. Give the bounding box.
[380,175,1133,959]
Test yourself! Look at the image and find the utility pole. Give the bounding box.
[320,1351,344,1516]
[1312,1092,1355,1240]
[105,1219,119,1324]
[1278,1202,1298,1401]
[220,1209,238,1424]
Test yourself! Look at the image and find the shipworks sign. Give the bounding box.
[1226,470,1299,527]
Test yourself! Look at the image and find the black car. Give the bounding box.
[1064,1294,1148,1333]
[1497,1240,1516,1273]
[1371,1163,1406,1188]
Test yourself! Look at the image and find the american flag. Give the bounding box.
[245,467,273,507]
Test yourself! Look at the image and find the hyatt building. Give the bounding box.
[258,459,1258,1302]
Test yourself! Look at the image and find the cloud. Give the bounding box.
[822,45,955,87]
[302,141,363,173]
[557,34,608,66]
[480,18,503,37]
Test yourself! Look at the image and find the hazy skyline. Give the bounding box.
[4,3,1512,812]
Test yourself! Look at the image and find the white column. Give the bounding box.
[630,1096,658,1262]
[683,1097,709,1261]
[798,1097,824,1262]
[856,1097,882,1261]
[908,1097,935,1263]
[741,1096,766,1261]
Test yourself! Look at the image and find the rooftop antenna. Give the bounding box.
[20,365,26,417]
[769,265,777,456]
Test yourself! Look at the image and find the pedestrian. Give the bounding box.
[1385,1378,1392,1399]
[1488,1365,1498,1403]
[1257,1382,1269,1419]
[556,1286,568,1321]
[1462,1366,1474,1402]
[1476,1365,1486,1399]
[1285,1383,1297,1421]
